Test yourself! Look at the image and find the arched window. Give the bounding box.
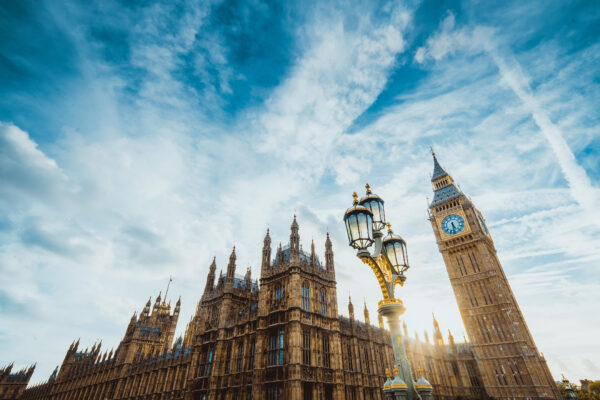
[319,290,327,316]
[302,283,310,311]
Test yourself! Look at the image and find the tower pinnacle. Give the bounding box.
[431,148,449,182]
[290,215,300,261]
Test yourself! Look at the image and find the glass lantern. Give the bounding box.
[359,184,386,232]
[343,196,375,250]
[383,233,409,274]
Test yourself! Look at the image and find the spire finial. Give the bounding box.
[164,275,173,304]
[352,192,358,204]
[365,183,371,194]
[430,146,435,157]
[431,148,449,181]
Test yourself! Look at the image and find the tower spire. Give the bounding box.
[204,257,217,296]
[226,247,236,281]
[348,295,354,320]
[429,151,461,206]
[363,299,370,325]
[290,215,300,263]
[433,312,444,346]
[431,147,448,181]
[261,229,271,274]
[325,232,334,275]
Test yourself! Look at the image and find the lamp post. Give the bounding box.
[343,184,432,400]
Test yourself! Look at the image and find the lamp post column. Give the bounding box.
[379,301,415,399]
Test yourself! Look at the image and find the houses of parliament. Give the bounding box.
[1,155,560,400]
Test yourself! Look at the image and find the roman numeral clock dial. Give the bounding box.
[441,214,465,235]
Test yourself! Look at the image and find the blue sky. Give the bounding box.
[1,0,599,384]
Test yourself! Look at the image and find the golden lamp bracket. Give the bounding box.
[361,251,403,301]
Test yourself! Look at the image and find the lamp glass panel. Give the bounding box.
[344,216,352,244]
[378,201,386,226]
[349,214,360,244]
[385,242,398,268]
[363,199,385,231]
[395,242,406,266]
[357,213,367,247]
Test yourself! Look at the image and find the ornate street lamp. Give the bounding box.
[343,184,432,400]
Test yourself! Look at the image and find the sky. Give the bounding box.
[1,0,599,385]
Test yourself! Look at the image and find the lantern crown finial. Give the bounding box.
[365,183,372,194]
[352,192,358,204]
[386,222,392,234]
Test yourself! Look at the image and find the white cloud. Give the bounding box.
[415,13,600,217]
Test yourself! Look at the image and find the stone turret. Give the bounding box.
[204,257,217,296]
[226,247,236,282]
[325,232,334,275]
[142,297,151,317]
[290,215,300,264]
[261,229,271,273]
[448,329,456,353]
[433,313,444,346]
[244,267,251,290]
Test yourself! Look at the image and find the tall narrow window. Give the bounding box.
[279,329,285,365]
[206,348,213,377]
[363,347,370,374]
[273,285,283,307]
[347,343,353,371]
[322,335,330,368]
[302,330,311,365]
[225,342,232,373]
[319,290,327,316]
[237,341,244,372]
[268,329,285,366]
[249,338,256,370]
[302,284,310,311]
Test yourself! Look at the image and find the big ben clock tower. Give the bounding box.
[428,151,561,400]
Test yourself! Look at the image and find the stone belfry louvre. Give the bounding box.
[427,152,561,400]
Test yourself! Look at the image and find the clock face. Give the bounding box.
[441,214,465,235]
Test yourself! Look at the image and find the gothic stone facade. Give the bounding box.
[19,216,488,400]
[0,364,35,400]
